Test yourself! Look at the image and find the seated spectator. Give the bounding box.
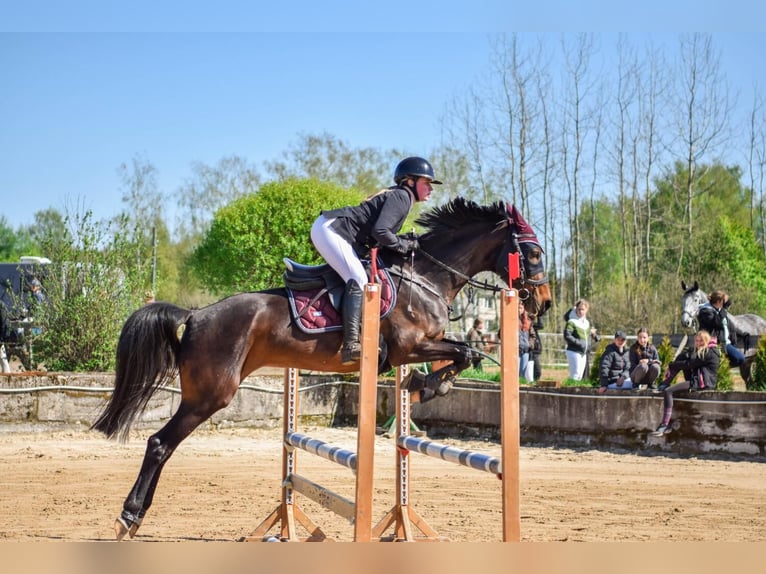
[652,329,720,436]
[629,327,661,389]
[598,331,632,393]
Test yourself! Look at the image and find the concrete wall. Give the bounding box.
[2,372,765,459]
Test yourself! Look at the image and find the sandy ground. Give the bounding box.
[0,424,763,543]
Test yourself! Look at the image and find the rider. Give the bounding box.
[697,289,745,368]
[310,156,442,365]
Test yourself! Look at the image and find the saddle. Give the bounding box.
[283,258,396,334]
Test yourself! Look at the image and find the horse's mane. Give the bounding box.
[415,197,506,238]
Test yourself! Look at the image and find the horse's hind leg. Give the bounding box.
[114,401,213,540]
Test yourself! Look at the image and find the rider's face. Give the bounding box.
[414,177,433,202]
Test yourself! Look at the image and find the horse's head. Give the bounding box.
[495,203,551,320]
[414,198,551,320]
[680,280,706,328]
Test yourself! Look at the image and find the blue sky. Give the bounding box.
[2,2,766,230]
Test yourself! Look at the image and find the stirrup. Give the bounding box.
[401,369,427,392]
[341,342,361,365]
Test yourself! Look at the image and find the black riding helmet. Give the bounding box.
[393,156,443,185]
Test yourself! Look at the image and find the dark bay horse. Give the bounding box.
[92,197,551,540]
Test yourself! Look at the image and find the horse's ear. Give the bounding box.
[693,280,699,291]
[682,281,687,291]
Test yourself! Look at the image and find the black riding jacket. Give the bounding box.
[697,303,730,344]
[321,186,415,257]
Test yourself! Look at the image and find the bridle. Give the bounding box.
[681,291,706,329]
[413,224,549,317]
[496,227,549,318]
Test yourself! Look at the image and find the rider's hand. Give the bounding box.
[394,237,419,255]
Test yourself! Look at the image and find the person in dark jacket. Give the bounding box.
[629,327,661,389]
[466,318,486,371]
[311,156,441,364]
[651,329,720,436]
[697,289,745,368]
[598,331,632,393]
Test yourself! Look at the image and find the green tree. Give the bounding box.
[0,216,35,260]
[190,178,363,294]
[26,209,69,252]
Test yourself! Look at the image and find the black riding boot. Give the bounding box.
[341,280,363,365]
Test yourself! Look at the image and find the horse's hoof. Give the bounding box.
[114,516,141,540]
[436,380,453,396]
[114,517,130,541]
[128,519,142,538]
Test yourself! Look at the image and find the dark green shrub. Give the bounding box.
[716,348,734,391]
[747,337,766,391]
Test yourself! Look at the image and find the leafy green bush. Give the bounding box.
[657,335,676,372]
[747,337,766,391]
[190,178,363,295]
[588,339,608,385]
[716,349,734,391]
[33,212,146,371]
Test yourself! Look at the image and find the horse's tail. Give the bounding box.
[91,302,192,442]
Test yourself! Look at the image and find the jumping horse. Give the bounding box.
[92,197,551,540]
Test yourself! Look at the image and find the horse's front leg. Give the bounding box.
[400,339,473,403]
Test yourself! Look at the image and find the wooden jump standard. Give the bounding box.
[373,288,521,542]
[246,280,381,542]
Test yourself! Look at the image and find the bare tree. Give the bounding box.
[672,33,734,245]
[264,131,394,193]
[440,86,495,204]
[747,87,766,252]
[560,33,598,301]
[175,155,261,238]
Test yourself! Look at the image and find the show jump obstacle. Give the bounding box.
[247,282,521,542]
[372,288,520,542]
[246,280,381,542]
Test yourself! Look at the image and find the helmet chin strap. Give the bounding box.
[402,178,420,201]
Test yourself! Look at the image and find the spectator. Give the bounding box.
[598,331,632,393]
[652,329,720,436]
[529,321,542,382]
[144,290,156,304]
[519,302,532,380]
[466,318,486,371]
[29,279,45,304]
[697,290,745,368]
[629,327,661,389]
[523,318,541,383]
[563,299,596,381]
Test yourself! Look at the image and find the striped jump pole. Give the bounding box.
[374,288,521,542]
[246,280,381,542]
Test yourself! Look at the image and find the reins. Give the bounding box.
[416,249,504,293]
